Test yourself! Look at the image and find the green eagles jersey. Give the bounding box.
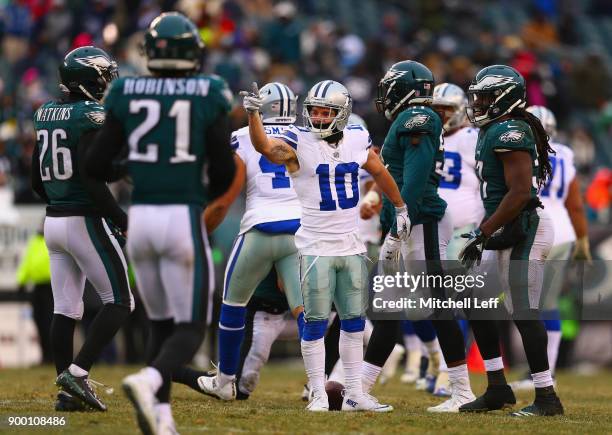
[33,100,106,208]
[380,105,447,233]
[104,74,232,205]
[475,118,539,217]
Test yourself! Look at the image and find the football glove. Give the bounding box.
[239,82,263,113]
[458,228,487,271]
[380,234,402,263]
[395,205,411,241]
[572,236,592,263]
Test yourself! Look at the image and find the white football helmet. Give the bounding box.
[303,80,352,139]
[432,83,468,132]
[259,82,297,124]
[526,105,557,139]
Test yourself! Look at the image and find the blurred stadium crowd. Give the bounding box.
[1,0,611,368]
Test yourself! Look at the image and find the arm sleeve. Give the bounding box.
[30,149,49,203]
[389,134,436,234]
[85,113,128,182]
[78,130,128,232]
[205,113,236,200]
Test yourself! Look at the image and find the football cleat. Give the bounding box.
[341,393,393,413]
[459,384,516,413]
[56,370,106,412]
[511,394,564,417]
[197,374,236,401]
[156,407,179,435]
[54,390,88,412]
[427,389,476,413]
[306,394,329,412]
[400,350,422,384]
[122,370,159,435]
[433,371,451,397]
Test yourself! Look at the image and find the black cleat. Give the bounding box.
[56,370,107,412]
[236,388,249,400]
[459,384,516,413]
[511,394,564,417]
[55,391,88,412]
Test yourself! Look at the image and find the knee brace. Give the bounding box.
[302,319,328,341]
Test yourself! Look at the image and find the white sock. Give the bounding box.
[68,364,88,377]
[547,330,561,374]
[328,360,345,384]
[363,319,374,345]
[531,369,553,388]
[154,403,172,422]
[483,357,504,372]
[143,366,163,392]
[403,334,421,353]
[217,370,236,388]
[361,361,382,393]
[301,338,326,398]
[439,355,448,372]
[339,330,364,397]
[423,338,441,357]
[447,364,472,395]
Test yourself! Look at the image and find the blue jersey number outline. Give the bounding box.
[439,151,462,189]
[258,156,290,189]
[540,155,565,198]
[316,162,360,211]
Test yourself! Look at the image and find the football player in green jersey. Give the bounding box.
[86,12,235,434]
[362,60,477,413]
[458,65,563,416]
[32,46,133,412]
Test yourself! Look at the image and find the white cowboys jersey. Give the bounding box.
[279,124,372,256]
[438,127,484,229]
[232,125,301,235]
[539,142,577,246]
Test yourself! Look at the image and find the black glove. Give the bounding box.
[458,228,488,271]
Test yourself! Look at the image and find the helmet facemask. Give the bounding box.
[303,103,348,139]
[467,84,525,127]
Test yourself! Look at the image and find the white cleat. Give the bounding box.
[301,382,314,401]
[197,375,236,401]
[156,414,179,435]
[306,394,329,412]
[427,390,476,413]
[122,370,158,435]
[341,393,393,412]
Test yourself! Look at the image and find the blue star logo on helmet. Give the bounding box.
[499,130,525,143]
[471,74,516,90]
[404,114,430,129]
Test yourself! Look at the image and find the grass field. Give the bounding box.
[1,364,611,434]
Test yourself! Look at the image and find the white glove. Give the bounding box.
[380,234,402,263]
[239,82,263,113]
[395,205,411,241]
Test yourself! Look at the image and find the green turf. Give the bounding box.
[1,364,611,434]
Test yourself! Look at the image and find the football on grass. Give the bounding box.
[325,380,345,411]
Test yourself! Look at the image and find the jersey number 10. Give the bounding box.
[128,99,195,163]
[316,163,359,211]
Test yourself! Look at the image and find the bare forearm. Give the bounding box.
[480,190,529,236]
[248,111,271,155]
[566,178,588,238]
[372,169,404,207]
[203,203,229,233]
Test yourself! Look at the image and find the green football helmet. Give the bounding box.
[59,46,118,103]
[466,65,526,128]
[375,60,434,121]
[144,12,204,73]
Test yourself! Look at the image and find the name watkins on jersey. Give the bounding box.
[122,77,211,96]
[36,106,73,122]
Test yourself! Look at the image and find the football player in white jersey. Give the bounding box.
[510,105,591,390]
[241,80,409,412]
[198,82,305,401]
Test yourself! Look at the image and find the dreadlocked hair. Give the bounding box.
[510,107,555,190]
